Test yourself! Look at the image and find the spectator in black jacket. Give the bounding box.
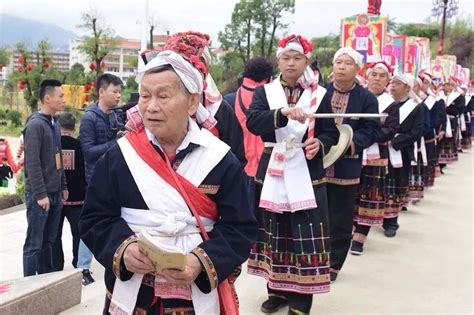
[52,112,95,285]
[80,74,122,183]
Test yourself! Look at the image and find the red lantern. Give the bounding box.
[89,62,96,71]
[84,83,91,92]
[17,55,25,65]
[100,61,106,69]
[26,64,34,72]
[17,66,23,73]
[43,61,50,68]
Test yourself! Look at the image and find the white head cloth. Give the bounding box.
[367,62,392,78]
[276,40,311,59]
[333,47,364,68]
[393,73,421,101]
[136,50,203,94]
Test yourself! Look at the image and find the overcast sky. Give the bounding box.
[1,0,472,45]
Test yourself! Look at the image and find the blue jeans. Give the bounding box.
[77,240,93,269]
[23,190,63,276]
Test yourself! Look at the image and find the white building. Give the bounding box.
[69,35,168,82]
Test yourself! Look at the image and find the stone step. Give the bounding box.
[0,270,82,315]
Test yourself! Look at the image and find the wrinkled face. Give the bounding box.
[389,78,410,101]
[367,68,390,95]
[44,86,66,112]
[333,54,359,83]
[421,78,431,93]
[138,70,199,141]
[277,50,309,83]
[443,82,454,94]
[99,84,121,108]
[413,81,421,95]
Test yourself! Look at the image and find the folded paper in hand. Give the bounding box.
[137,231,186,273]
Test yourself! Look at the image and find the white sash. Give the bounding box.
[362,143,381,165]
[445,91,460,107]
[111,128,229,315]
[259,79,326,213]
[399,99,418,124]
[389,145,403,168]
[424,95,437,110]
[377,92,394,113]
[465,94,472,105]
[445,116,453,138]
[362,93,392,165]
[460,115,467,132]
[411,137,427,166]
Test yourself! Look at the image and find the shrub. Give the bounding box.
[15,169,25,202]
[7,110,22,127]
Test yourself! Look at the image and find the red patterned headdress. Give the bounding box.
[277,34,313,58]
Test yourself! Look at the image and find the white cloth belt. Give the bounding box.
[121,207,214,235]
[362,143,381,165]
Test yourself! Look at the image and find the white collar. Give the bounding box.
[145,118,208,154]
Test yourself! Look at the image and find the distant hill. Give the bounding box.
[0,14,77,50]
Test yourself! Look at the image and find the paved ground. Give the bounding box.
[1,141,472,314]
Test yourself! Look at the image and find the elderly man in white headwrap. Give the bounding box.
[380,73,424,238]
[322,47,381,282]
[79,50,257,315]
[351,61,400,255]
[246,34,339,315]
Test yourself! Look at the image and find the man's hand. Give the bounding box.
[123,243,154,274]
[160,254,202,286]
[61,190,69,202]
[281,107,308,124]
[438,131,445,140]
[37,197,50,211]
[305,138,320,160]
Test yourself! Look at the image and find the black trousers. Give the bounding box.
[52,205,82,271]
[383,216,399,230]
[353,222,371,243]
[327,183,358,271]
[268,286,313,314]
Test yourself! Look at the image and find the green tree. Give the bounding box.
[444,17,473,72]
[218,0,295,63]
[10,41,60,112]
[386,15,398,33]
[311,34,339,79]
[77,9,117,80]
[0,48,11,67]
[396,23,439,40]
[65,63,88,85]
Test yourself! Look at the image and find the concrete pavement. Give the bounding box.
[0,149,472,314]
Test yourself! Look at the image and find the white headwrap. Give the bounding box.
[392,73,421,101]
[136,50,203,94]
[276,40,311,59]
[333,47,364,68]
[129,50,216,132]
[366,62,392,78]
